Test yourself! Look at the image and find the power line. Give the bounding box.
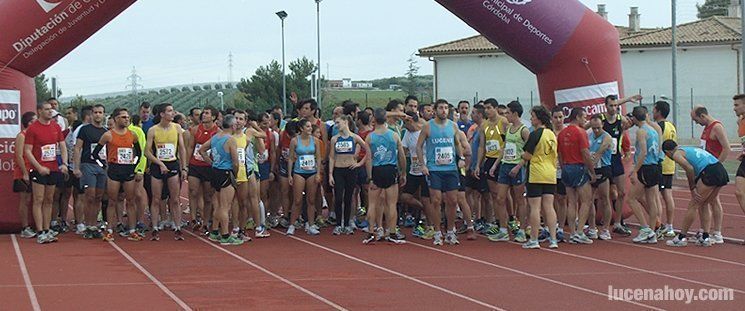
[228,52,234,84]
[125,66,143,95]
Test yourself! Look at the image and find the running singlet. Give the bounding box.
[425,119,457,172]
[234,133,248,181]
[369,130,398,167]
[659,120,677,175]
[678,146,719,177]
[358,129,372,160]
[279,130,292,172]
[210,135,232,170]
[246,136,259,174]
[700,120,723,159]
[334,135,355,155]
[502,125,526,165]
[12,130,30,179]
[258,128,273,164]
[739,118,745,156]
[483,119,504,159]
[107,129,138,165]
[294,136,317,174]
[601,114,623,154]
[152,123,180,162]
[402,129,423,175]
[634,124,660,165]
[190,123,218,166]
[524,127,557,184]
[588,130,611,168]
[25,121,64,172]
[557,124,589,165]
[469,128,481,171]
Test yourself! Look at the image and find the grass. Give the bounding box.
[322,89,408,109]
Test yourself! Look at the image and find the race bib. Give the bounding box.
[611,139,618,155]
[157,143,176,161]
[435,146,454,166]
[117,148,134,164]
[90,143,107,161]
[503,142,517,161]
[281,148,289,160]
[41,144,56,162]
[335,140,353,153]
[258,150,269,163]
[700,139,707,149]
[299,155,316,171]
[237,148,246,165]
[193,143,204,161]
[410,156,422,175]
[486,140,501,153]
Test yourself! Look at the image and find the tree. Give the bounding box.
[224,83,233,89]
[697,0,729,19]
[404,54,420,97]
[193,85,202,91]
[171,87,180,93]
[214,83,222,89]
[182,86,191,92]
[288,56,318,101]
[229,91,252,110]
[203,84,212,90]
[34,74,61,100]
[237,60,283,108]
[68,95,90,108]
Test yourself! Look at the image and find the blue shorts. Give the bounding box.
[610,153,625,178]
[561,164,590,188]
[497,163,525,186]
[427,170,460,192]
[258,162,271,181]
[79,162,107,190]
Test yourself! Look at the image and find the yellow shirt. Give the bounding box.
[483,119,505,159]
[234,132,248,182]
[660,120,677,175]
[525,128,557,184]
[152,123,181,162]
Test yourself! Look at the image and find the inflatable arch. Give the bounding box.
[0,0,625,232]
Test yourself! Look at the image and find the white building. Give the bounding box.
[419,6,744,142]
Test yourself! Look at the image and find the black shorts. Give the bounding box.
[556,178,566,196]
[465,169,488,193]
[737,159,745,178]
[402,173,430,197]
[591,166,612,188]
[13,179,31,193]
[188,165,212,182]
[482,157,500,182]
[294,172,316,180]
[636,164,661,188]
[355,166,368,185]
[526,183,556,198]
[659,174,674,191]
[151,161,180,180]
[610,153,625,178]
[697,163,730,187]
[372,165,398,189]
[30,170,63,186]
[108,163,136,182]
[278,157,289,178]
[211,168,236,191]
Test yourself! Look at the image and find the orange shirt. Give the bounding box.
[107,129,137,165]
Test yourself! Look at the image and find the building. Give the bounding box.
[419,4,744,141]
[327,78,373,89]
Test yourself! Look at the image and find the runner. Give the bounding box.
[627,106,661,244]
[240,110,269,238]
[691,106,729,244]
[587,114,613,240]
[354,112,373,229]
[455,128,476,240]
[199,115,243,246]
[144,103,188,241]
[653,101,678,239]
[128,114,148,236]
[286,119,323,236]
[186,106,219,232]
[276,120,298,229]
[457,100,472,134]
[550,107,567,241]
[13,112,37,238]
[24,101,69,244]
[417,99,466,246]
[73,104,108,239]
[91,108,143,241]
[329,115,369,235]
[465,104,490,234]
[558,107,596,244]
[257,112,277,229]
[364,108,406,244]
[522,106,559,249]
[475,98,510,241]
[662,141,728,247]
[400,111,435,239]
[733,94,745,220]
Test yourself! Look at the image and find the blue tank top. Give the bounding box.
[334,135,355,155]
[293,136,317,174]
[370,130,398,166]
[634,124,660,165]
[469,130,481,171]
[679,146,718,176]
[589,130,611,168]
[210,134,233,170]
[426,119,457,172]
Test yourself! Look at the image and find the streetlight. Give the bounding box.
[276,10,288,114]
[315,0,322,107]
[217,91,224,110]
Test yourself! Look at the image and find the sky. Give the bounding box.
[45,0,709,96]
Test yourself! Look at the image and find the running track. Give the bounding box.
[2,187,743,310]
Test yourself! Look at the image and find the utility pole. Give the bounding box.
[126,66,143,95]
[316,0,322,108]
[671,0,678,126]
[228,52,234,84]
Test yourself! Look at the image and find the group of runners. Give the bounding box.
[12,93,745,248]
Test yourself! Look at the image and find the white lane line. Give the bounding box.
[185,230,348,311]
[108,241,193,310]
[276,231,507,311]
[604,238,745,268]
[406,240,663,311]
[11,235,40,311]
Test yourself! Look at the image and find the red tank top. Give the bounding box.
[262,128,274,162]
[189,123,218,166]
[358,129,372,160]
[279,130,292,162]
[701,120,723,158]
[13,130,29,179]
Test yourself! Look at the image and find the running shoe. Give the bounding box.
[484,225,501,236]
[307,224,321,235]
[421,227,436,240]
[664,228,676,238]
[267,216,279,228]
[586,228,599,240]
[255,226,270,238]
[514,229,527,243]
[327,216,337,226]
[46,231,58,243]
[632,227,655,243]
[192,220,203,232]
[598,229,612,241]
[355,219,369,231]
[116,223,127,236]
[394,227,406,240]
[220,235,245,246]
[174,230,185,241]
[315,216,328,228]
[613,224,632,236]
[570,232,593,244]
[711,232,724,244]
[522,240,540,249]
[245,218,256,230]
[695,236,712,247]
[60,221,70,233]
[49,229,59,237]
[150,229,160,241]
[50,221,62,234]
[344,226,355,235]
[103,231,115,242]
[76,223,86,235]
[556,230,565,243]
[20,227,36,238]
[279,217,290,229]
[357,206,367,217]
[127,231,144,241]
[118,227,131,238]
[466,227,477,240]
[548,239,559,249]
[385,234,406,244]
[286,225,296,236]
[508,219,520,235]
[362,234,377,244]
[445,231,460,245]
[666,236,688,247]
[208,231,220,242]
[36,232,47,244]
[473,219,485,233]
[403,215,416,228]
[333,226,344,235]
[412,225,425,238]
[433,231,443,246]
[456,223,468,235]
[537,228,549,243]
[487,231,509,242]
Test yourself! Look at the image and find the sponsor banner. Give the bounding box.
[0,90,20,138]
[554,81,618,117]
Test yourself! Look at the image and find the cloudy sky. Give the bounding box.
[44,0,710,96]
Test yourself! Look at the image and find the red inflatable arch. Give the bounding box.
[0,0,629,232]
